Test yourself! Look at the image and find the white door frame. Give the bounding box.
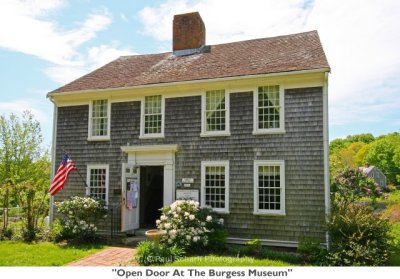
[121,144,178,208]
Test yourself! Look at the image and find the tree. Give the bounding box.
[364,134,400,185]
[330,142,367,179]
[0,111,49,239]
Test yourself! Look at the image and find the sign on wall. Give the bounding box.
[176,189,199,201]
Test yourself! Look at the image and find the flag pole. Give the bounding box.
[63,151,88,188]
[76,168,89,188]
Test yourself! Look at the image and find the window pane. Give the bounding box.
[144,95,162,134]
[89,168,107,201]
[257,86,280,129]
[205,165,226,209]
[258,165,281,211]
[91,100,108,137]
[205,90,226,132]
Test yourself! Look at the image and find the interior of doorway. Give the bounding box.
[139,166,164,228]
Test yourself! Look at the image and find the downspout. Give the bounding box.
[48,97,58,223]
[323,71,330,249]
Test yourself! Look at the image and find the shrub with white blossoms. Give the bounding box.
[55,196,107,241]
[156,200,226,250]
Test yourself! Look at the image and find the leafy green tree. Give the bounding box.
[330,142,367,179]
[364,134,400,184]
[330,133,374,155]
[345,133,375,144]
[0,111,49,239]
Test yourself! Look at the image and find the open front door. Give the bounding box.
[121,163,140,232]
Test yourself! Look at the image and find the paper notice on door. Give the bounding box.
[127,181,139,209]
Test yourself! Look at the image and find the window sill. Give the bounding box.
[87,137,110,141]
[253,211,286,216]
[200,132,231,138]
[139,134,165,139]
[252,129,286,135]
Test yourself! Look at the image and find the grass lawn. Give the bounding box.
[167,255,295,266]
[377,189,400,266]
[0,241,105,266]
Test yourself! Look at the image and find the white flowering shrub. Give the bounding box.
[156,200,227,251]
[55,196,107,241]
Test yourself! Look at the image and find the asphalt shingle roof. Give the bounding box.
[50,30,329,94]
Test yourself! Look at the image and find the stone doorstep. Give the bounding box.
[120,236,147,245]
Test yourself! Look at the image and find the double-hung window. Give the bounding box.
[253,85,284,134]
[140,95,164,138]
[89,99,110,140]
[201,90,230,136]
[254,160,285,215]
[201,161,229,213]
[86,164,109,204]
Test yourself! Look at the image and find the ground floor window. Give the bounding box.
[86,164,109,203]
[201,161,229,213]
[254,160,285,215]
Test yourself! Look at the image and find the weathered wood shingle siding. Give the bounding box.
[54,86,325,242]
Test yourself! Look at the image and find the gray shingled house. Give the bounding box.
[359,166,387,189]
[48,12,330,247]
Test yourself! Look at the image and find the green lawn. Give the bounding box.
[0,241,105,266]
[167,255,295,266]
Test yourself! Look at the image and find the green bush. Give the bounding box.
[136,241,184,266]
[49,219,67,242]
[243,239,262,256]
[196,207,227,251]
[157,200,227,251]
[0,227,13,240]
[331,168,383,203]
[55,196,107,241]
[327,201,393,266]
[297,237,327,265]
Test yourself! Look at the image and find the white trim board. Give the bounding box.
[50,70,328,106]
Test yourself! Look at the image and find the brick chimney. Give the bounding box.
[173,12,206,55]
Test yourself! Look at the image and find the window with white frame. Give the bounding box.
[254,85,284,133]
[86,165,109,203]
[89,99,110,139]
[202,90,230,136]
[254,160,285,215]
[201,161,229,213]
[141,95,164,137]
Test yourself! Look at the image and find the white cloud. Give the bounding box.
[139,0,309,44]
[139,0,400,129]
[45,44,135,84]
[0,0,112,65]
[0,0,136,85]
[0,99,49,125]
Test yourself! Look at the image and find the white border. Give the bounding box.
[139,95,165,139]
[253,160,286,216]
[86,164,110,205]
[201,160,230,214]
[200,90,231,137]
[88,99,111,141]
[253,85,285,135]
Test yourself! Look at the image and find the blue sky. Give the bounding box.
[1,0,399,147]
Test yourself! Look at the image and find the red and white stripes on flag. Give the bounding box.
[49,154,77,196]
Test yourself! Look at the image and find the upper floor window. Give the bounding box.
[201,90,230,137]
[88,99,110,140]
[140,95,164,138]
[253,160,285,215]
[253,85,285,134]
[201,161,229,213]
[86,164,109,204]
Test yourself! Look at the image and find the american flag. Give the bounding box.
[49,154,77,196]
